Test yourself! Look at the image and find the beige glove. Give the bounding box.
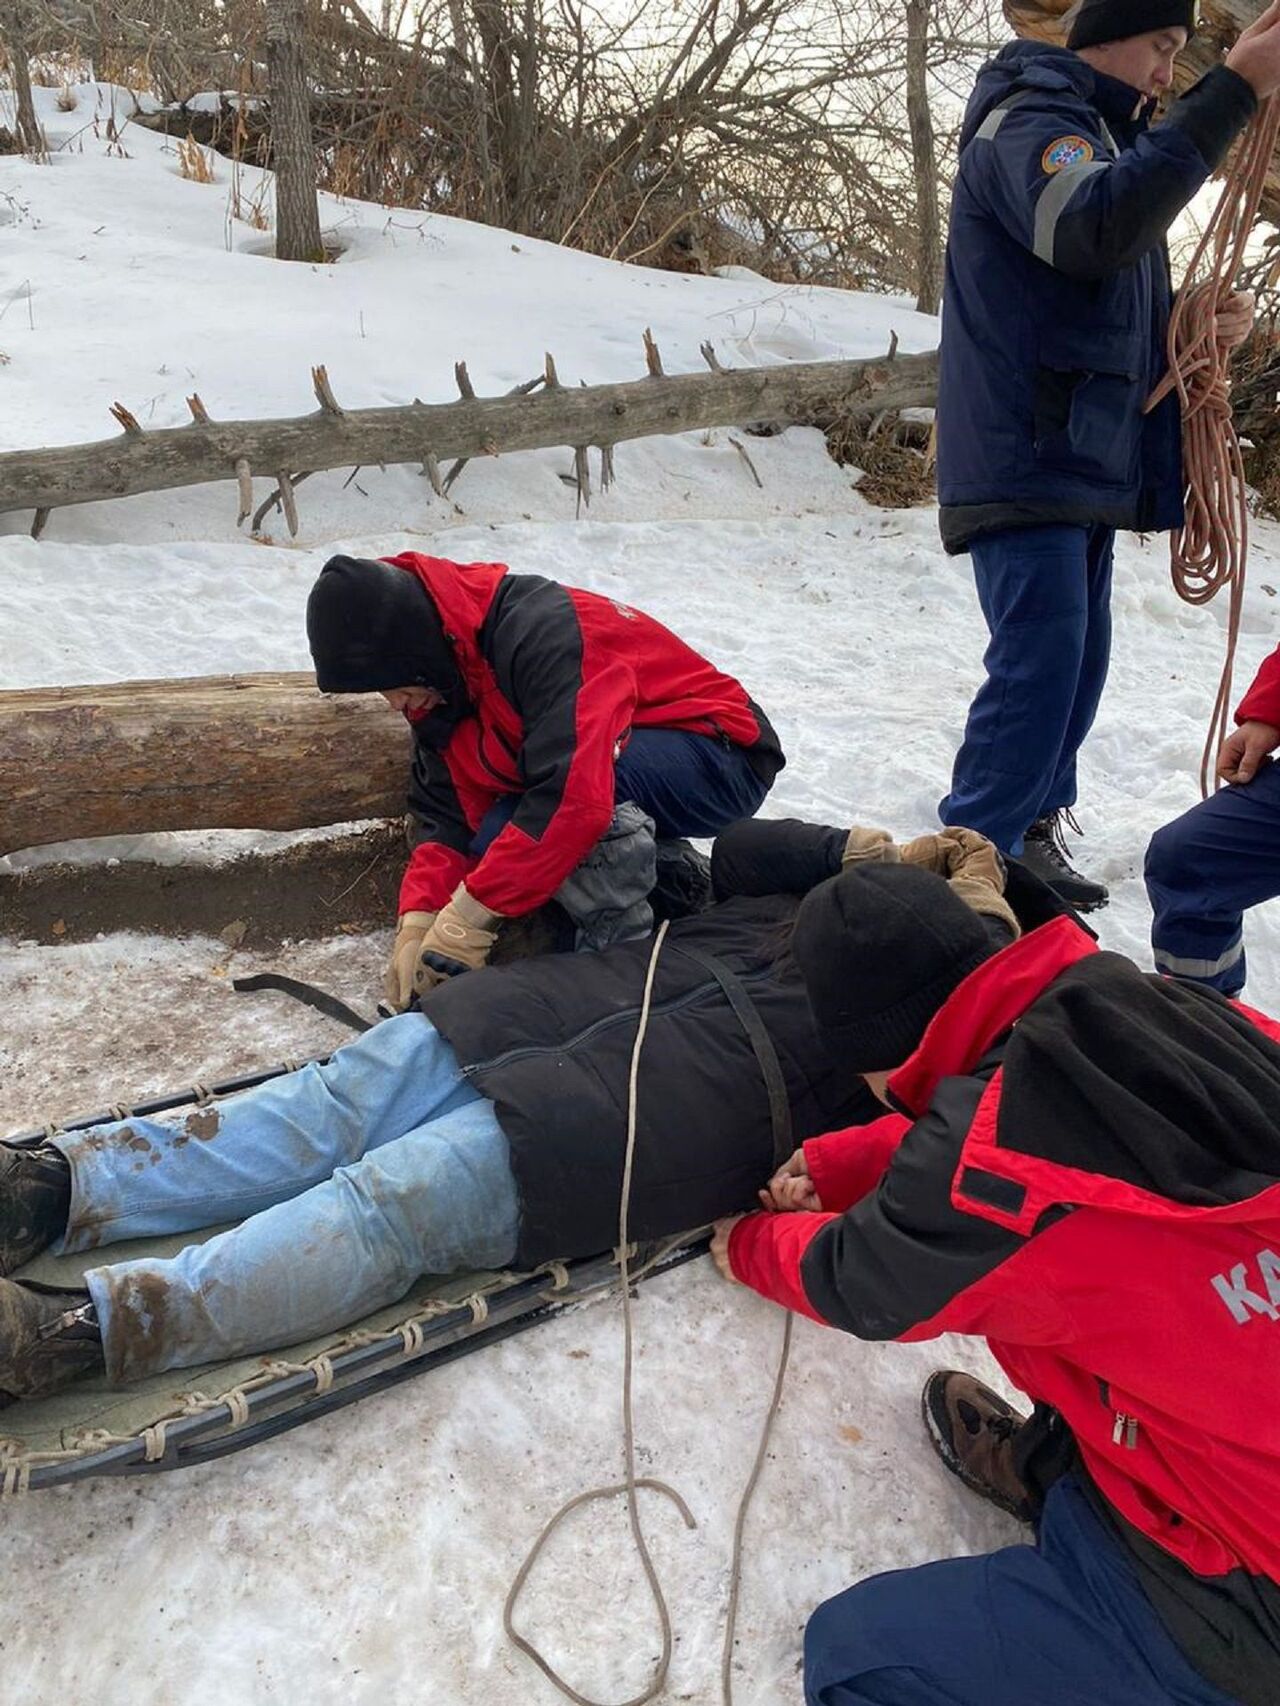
[383,910,438,1013]
[412,884,503,998]
[900,827,1020,940]
[840,826,900,866]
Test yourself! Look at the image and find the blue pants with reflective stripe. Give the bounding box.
[53,1015,520,1382]
[1145,762,1280,995]
[940,524,1114,854]
[804,1476,1239,1705]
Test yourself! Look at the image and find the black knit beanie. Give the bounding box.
[306,555,464,704]
[792,864,1000,1072]
[1067,0,1195,50]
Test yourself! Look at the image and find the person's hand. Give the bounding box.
[1226,0,1280,100]
[1217,719,1280,784]
[412,886,502,999]
[710,1215,746,1282]
[1216,288,1256,351]
[758,1147,823,1213]
[382,910,438,1013]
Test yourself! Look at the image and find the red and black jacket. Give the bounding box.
[730,919,1280,1703]
[384,553,783,917]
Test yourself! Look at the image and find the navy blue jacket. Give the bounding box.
[936,41,1256,554]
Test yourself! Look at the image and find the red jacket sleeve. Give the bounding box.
[727,1211,836,1323]
[1235,647,1280,729]
[399,842,476,914]
[803,1114,911,1213]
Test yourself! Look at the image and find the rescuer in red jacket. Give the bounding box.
[306,552,784,1010]
[713,861,1280,1706]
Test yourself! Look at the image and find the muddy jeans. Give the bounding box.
[52,1015,519,1382]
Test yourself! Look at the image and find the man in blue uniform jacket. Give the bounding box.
[936,0,1280,909]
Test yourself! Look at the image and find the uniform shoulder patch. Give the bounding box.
[1041,135,1095,174]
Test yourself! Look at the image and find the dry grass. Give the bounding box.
[177,132,215,182]
[825,412,937,508]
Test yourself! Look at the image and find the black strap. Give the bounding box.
[231,974,375,1034]
[671,943,793,1170]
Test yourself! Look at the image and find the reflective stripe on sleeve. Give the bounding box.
[1033,157,1109,266]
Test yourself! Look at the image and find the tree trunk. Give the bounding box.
[266,0,324,262]
[1,2,43,157]
[0,348,941,523]
[906,0,942,316]
[0,673,412,856]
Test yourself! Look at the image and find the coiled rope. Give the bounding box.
[1146,92,1280,794]
[503,919,793,1705]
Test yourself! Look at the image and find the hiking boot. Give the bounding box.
[1019,810,1109,912]
[921,1369,1034,1521]
[0,1278,104,1406]
[0,1142,72,1276]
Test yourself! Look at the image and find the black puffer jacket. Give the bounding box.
[425,892,873,1266]
[424,816,1077,1267]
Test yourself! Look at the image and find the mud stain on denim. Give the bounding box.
[111,1269,172,1380]
[183,1108,222,1143]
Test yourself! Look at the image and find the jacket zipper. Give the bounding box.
[1098,1377,1139,1450]
[461,964,775,1077]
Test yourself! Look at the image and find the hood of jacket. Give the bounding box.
[961,38,1149,149]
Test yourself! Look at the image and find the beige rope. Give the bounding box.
[504,921,696,1706]
[504,923,795,1704]
[1147,94,1280,795]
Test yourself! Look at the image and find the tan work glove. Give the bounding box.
[840,826,900,866]
[413,884,503,998]
[900,827,1020,940]
[383,910,438,1013]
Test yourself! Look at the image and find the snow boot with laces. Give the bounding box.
[0,1278,104,1407]
[0,1141,72,1275]
[921,1370,1034,1521]
[1019,809,1109,912]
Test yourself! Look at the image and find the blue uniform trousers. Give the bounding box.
[804,1476,1238,1705]
[474,726,770,850]
[940,525,1115,854]
[1145,762,1280,995]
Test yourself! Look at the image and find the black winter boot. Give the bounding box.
[921,1370,1034,1521]
[0,1279,104,1406]
[1019,810,1109,912]
[0,1142,72,1275]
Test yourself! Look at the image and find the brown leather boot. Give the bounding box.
[921,1370,1034,1521]
[0,1142,71,1275]
[0,1278,104,1406]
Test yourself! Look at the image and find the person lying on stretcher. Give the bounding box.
[0,819,1051,1400]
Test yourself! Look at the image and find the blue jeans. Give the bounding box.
[940,524,1114,853]
[473,726,770,849]
[805,1476,1239,1705]
[1145,762,1280,995]
[52,1016,519,1382]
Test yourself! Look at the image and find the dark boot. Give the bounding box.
[0,1278,104,1406]
[0,1142,72,1275]
[1019,810,1109,912]
[921,1369,1034,1521]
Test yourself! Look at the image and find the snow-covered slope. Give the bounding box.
[3,82,1280,1706]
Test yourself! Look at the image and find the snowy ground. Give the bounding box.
[4,83,1280,1705]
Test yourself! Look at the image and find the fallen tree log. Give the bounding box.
[0,346,940,530]
[0,673,410,857]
